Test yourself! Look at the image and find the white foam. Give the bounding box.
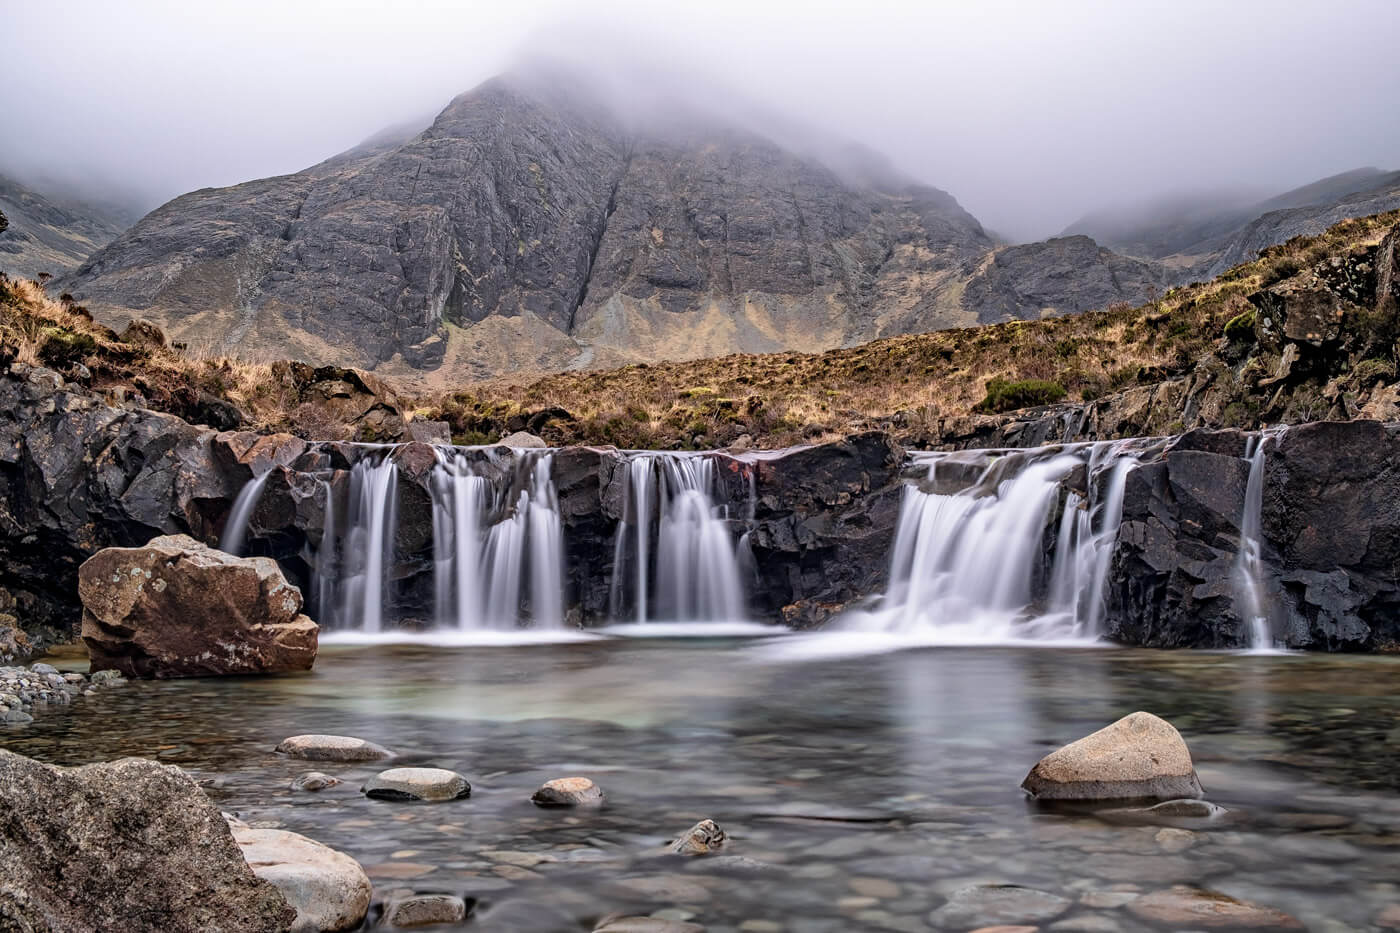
[320,629,604,647]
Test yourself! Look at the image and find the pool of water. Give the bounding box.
[8,638,1400,931]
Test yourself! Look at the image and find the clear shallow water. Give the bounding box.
[9,641,1400,932]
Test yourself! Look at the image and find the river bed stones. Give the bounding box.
[0,749,294,932]
[79,534,318,678]
[1021,711,1204,802]
[231,820,372,933]
[276,734,393,762]
[928,884,1072,928]
[363,767,471,802]
[532,776,604,807]
[1125,886,1303,929]
[671,819,727,855]
[382,892,467,927]
[292,771,342,792]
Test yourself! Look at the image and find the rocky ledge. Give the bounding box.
[3,358,1400,651]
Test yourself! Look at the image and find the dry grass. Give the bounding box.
[424,210,1400,449]
[0,273,289,426]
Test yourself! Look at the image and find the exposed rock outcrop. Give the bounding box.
[79,534,317,677]
[0,749,295,932]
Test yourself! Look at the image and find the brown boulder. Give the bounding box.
[79,534,317,678]
[1021,711,1203,802]
[0,749,294,932]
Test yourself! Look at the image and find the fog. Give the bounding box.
[3,0,1397,242]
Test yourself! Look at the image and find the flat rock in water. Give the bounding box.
[1021,711,1204,802]
[232,823,372,933]
[291,771,341,792]
[363,767,470,802]
[532,776,604,807]
[671,819,727,855]
[276,734,393,762]
[383,893,468,928]
[0,749,294,932]
[928,884,1072,928]
[1126,886,1303,929]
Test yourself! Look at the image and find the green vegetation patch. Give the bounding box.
[974,378,1067,413]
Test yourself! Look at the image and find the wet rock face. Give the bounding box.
[79,534,318,678]
[0,749,295,932]
[1021,711,1204,802]
[1107,421,1400,649]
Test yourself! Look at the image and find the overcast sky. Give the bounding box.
[3,0,1397,241]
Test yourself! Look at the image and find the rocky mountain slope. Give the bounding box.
[427,211,1400,451]
[57,74,1171,382]
[1066,167,1400,279]
[0,174,129,280]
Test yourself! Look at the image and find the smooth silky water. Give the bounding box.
[18,642,1400,931]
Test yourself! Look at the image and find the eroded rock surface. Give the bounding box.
[79,534,317,677]
[0,750,294,932]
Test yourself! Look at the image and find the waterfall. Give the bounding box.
[339,458,398,633]
[430,450,564,630]
[851,442,1137,643]
[1236,432,1277,652]
[312,478,339,626]
[610,454,747,622]
[221,471,270,556]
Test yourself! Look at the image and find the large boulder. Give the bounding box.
[1021,711,1204,802]
[79,534,318,678]
[229,820,371,933]
[0,749,294,932]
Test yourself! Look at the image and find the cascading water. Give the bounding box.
[338,458,398,633]
[610,454,747,622]
[849,442,1137,643]
[430,450,564,630]
[221,471,270,556]
[1236,430,1282,652]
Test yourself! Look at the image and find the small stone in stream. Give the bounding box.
[1126,886,1302,929]
[670,819,726,854]
[1021,711,1203,802]
[91,669,126,685]
[276,734,393,762]
[383,893,468,928]
[363,767,470,802]
[231,821,372,933]
[532,776,603,807]
[929,884,1072,928]
[291,771,342,792]
[594,917,705,933]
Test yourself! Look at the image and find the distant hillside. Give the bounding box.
[1065,167,1400,277]
[423,211,1400,451]
[0,174,128,280]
